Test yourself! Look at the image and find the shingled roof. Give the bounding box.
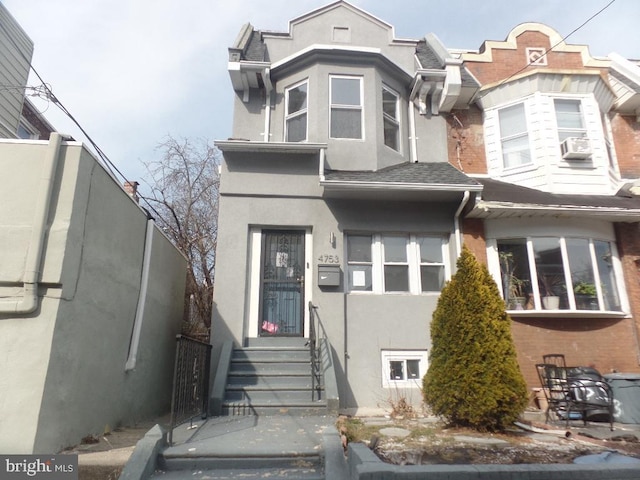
[476,177,640,211]
[324,162,481,188]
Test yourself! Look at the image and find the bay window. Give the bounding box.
[330,76,363,139]
[554,99,586,143]
[285,80,308,142]
[347,233,447,294]
[497,236,622,312]
[498,103,531,169]
[382,85,400,151]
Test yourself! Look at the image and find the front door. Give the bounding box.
[259,230,305,336]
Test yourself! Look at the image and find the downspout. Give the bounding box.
[125,218,155,371]
[0,132,63,314]
[453,191,470,258]
[263,67,272,142]
[408,99,418,162]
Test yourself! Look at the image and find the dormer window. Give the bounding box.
[285,80,308,142]
[382,85,400,151]
[498,103,531,169]
[330,75,363,139]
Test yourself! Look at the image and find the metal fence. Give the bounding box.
[169,334,212,444]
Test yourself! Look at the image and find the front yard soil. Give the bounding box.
[337,414,640,465]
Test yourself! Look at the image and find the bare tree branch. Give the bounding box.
[140,135,220,332]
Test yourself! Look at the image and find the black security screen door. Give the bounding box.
[259,230,305,336]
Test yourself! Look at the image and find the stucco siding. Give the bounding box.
[0,138,186,453]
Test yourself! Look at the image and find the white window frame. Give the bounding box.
[346,233,448,295]
[554,98,586,143]
[382,84,400,152]
[17,118,39,139]
[284,79,308,142]
[381,350,428,388]
[329,75,363,140]
[498,102,532,169]
[489,233,629,316]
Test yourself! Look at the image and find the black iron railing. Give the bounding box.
[308,302,325,401]
[169,334,212,444]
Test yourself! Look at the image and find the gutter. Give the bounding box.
[0,133,62,314]
[320,180,481,192]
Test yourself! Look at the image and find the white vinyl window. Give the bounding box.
[382,85,400,151]
[496,236,624,313]
[285,80,308,142]
[554,99,586,143]
[381,350,428,388]
[498,103,531,168]
[347,234,447,294]
[330,75,363,139]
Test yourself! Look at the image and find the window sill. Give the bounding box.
[507,309,629,319]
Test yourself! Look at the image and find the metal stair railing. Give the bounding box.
[169,334,212,444]
[308,301,326,402]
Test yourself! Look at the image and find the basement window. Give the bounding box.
[381,350,428,388]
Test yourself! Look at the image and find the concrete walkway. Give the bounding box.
[165,415,330,458]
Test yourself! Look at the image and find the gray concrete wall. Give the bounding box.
[0,139,186,453]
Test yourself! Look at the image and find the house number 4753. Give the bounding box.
[318,254,340,264]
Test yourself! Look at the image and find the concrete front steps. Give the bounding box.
[147,415,344,480]
[221,338,326,416]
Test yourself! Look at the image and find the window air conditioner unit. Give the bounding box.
[561,137,592,160]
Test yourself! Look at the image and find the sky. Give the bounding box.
[2,0,639,184]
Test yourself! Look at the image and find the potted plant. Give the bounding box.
[539,273,564,310]
[499,252,528,310]
[574,281,598,310]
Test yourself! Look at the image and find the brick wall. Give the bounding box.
[610,113,640,178]
[446,107,487,175]
[466,31,600,85]
[462,218,487,264]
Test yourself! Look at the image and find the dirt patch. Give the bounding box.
[337,415,640,466]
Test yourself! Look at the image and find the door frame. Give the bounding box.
[247,227,312,339]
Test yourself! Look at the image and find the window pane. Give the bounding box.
[406,360,420,379]
[384,265,409,292]
[331,77,360,105]
[347,235,371,262]
[417,237,443,263]
[498,239,531,309]
[555,100,583,129]
[383,117,399,150]
[594,240,621,311]
[348,265,372,291]
[566,238,599,310]
[382,88,397,118]
[533,237,568,309]
[421,265,444,292]
[331,108,362,138]
[287,83,307,114]
[286,113,307,142]
[383,236,407,262]
[389,360,404,380]
[499,104,527,137]
[502,136,531,168]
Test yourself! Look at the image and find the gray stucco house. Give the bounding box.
[211,1,482,414]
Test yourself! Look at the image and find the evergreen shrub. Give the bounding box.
[422,246,528,431]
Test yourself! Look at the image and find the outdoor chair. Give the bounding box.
[542,353,567,368]
[536,363,614,431]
